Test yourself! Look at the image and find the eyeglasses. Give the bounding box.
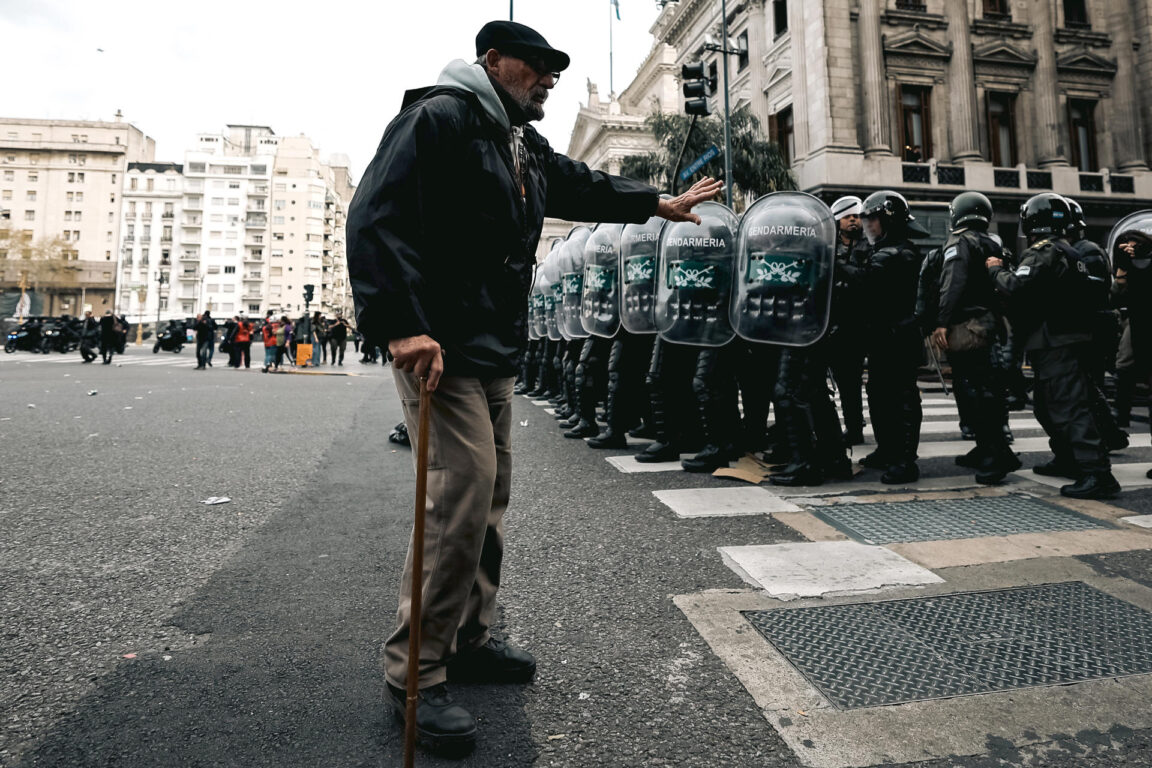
[520,56,561,82]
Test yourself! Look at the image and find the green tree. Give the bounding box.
[620,109,795,210]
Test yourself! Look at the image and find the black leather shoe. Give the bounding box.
[761,445,791,464]
[975,451,1022,485]
[587,430,628,449]
[960,425,976,441]
[563,420,600,439]
[1032,459,1081,479]
[513,384,528,395]
[881,462,920,484]
[681,444,731,473]
[1060,472,1121,500]
[858,450,890,469]
[955,446,985,469]
[635,442,681,463]
[446,637,536,684]
[769,462,824,486]
[1146,467,1152,480]
[553,408,572,421]
[387,682,476,756]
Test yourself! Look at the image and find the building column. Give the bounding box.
[945,2,982,162]
[858,0,891,156]
[1111,0,1149,171]
[1032,0,1067,167]
[788,0,811,161]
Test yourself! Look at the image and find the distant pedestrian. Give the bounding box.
[261,317,279,372]
[313,311,327,364]
[195,311,216,370]
[277,315,293,368]
[223,316,239,367]
[329,316,349,365]
[79,310,99,363]
[99,310,119,365]
[234,315,252,369]
[115,313,130,353]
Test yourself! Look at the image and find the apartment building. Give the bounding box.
[0,115,154,316]
[116,162,183,325]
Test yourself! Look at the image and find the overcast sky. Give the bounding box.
[1,0,664,184]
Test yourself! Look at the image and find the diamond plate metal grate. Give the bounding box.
[811,495,1110,545]
[744,582,1152,710]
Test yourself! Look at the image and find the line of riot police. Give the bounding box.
[517,188,1149,500]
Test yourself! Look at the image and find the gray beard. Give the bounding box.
[506,82,545,121]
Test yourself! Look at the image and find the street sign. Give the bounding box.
[679,145,721,182]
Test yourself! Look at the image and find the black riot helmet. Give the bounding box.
[949,191,992,232]
[862,190,911,223]
[1019,193,1072,240]
[1066,197,1087,236]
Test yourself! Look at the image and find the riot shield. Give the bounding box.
[619,215,663,334]
[730,192,836,347]
[580,223,624,338]
[1107,210,1152,267]
[558,226,592,339]
[655,201,739,347]
[528,269,545,341]
[541,246,564,342]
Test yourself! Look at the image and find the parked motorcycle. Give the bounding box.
[5,320,45,353]
[153,323,185,353]
[40,319,80,354]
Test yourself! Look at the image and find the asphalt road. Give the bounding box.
[4,345,1152,767]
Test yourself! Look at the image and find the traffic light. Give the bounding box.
[303,284,315,304]
[681,62,715,116]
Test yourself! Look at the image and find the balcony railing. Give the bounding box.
[936,165,966,186]
[1026,171,1053,189]
[902,163,930,183]
[993,168,1021,188]
[1079,174,1105,193]
[1112,175,1135,194]
[161,212,174,219]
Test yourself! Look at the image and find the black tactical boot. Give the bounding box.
[628,422,659,440]
[975,451,1022,485]
[587,429,628,449]
[681,444,734,473]
[387,682,476,756]
[822,456,855,482]
[955,446,986,469]
[1060,472,1121,500]
[769,462,824,487]
[563,420,600,439]
[635,442,681,463]
[881,462,920,484]
[1106,430,1131,452]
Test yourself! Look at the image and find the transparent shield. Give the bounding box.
[541,244,564,342]
[730,192,836,347]
[580,223,624,338]
[655,201,739,347]
[1107,210,1152,269]
[558,226,592,339]
[619,215,664,334]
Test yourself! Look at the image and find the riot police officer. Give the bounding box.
[828,195,868,445]
[931,192,1020,483]
[987,193,1120,499]
[858,191,924,483]
[1065,198,1128,450]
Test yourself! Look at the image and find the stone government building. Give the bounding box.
[555,0,1152,253]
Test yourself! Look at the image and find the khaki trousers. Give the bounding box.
[385,370,514,689]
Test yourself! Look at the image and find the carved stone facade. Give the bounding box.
[642,0,1152,239]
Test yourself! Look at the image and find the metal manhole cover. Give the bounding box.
[744,582,1152,710]
[812,495,1109,544]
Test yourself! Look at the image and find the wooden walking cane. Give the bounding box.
[404,376,432,767]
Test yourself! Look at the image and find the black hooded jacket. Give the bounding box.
[346,63,658,378]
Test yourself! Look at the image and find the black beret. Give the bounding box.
[476,20,570,72]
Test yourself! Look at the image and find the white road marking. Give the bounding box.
[653,487,802,518]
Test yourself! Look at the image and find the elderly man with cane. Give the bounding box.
[347,20,721,757]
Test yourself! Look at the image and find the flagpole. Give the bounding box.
[509,0,513,21]
[609,0,614,94]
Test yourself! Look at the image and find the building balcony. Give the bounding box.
[179,273,199,281]
[184,200,203,210]
[183,217,202,226]
[180,254,200,262]
[160,235,173,243]
[245,215,267,228]
[244,275,263,283]
[123,234,135,242]
[243,254,263,263]
[161,212,174,219]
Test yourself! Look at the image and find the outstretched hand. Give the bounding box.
[655,177,725,224]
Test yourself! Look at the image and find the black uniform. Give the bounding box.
[989,238,1114,481]
[828,237,868,443]
[860,232,923,477]
[938,229,1016,479]
[1069,236,1126,447]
